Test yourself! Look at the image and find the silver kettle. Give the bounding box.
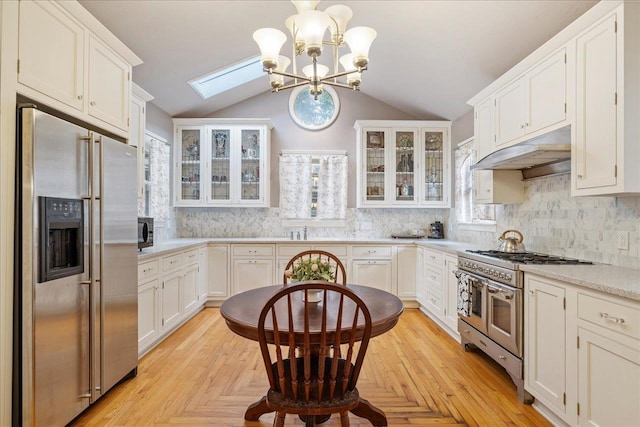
[497,229,526,252]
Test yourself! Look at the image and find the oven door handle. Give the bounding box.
[486,283,513,299]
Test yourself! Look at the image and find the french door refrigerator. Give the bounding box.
[14,106,138,426]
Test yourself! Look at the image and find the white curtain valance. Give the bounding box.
[279,154,313,219]
[279,153,347,220]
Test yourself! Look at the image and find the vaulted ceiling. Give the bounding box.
[79,0,598,121]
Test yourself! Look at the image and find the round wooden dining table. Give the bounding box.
[220,284,404,425]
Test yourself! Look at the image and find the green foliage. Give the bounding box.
[284,257,336,282]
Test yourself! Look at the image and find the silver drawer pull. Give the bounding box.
[499,355,506,360]
[599,312,625,324]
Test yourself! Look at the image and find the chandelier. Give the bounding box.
[252,0,377,99]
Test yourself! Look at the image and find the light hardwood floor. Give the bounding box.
[71,308,551,426]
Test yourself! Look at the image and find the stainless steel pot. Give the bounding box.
[498,229,525,252]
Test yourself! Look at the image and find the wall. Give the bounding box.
[208,88,421,207]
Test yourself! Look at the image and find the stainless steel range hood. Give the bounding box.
[471,125,571,179]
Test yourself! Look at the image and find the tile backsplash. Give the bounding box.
[175,173,640,269]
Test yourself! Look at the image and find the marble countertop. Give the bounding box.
[138,237,479,259]
[520,264,640,301]
[139,238,639,301]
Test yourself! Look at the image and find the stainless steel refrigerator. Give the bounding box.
[14,106,138,426]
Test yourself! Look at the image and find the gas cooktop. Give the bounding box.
[465,250,593,265]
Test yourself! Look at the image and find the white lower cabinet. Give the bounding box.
[416,246,459,339]
[137,278,159,353]
[161,269,182,332]
[231,244,275,294]
[525,275,567,418]
[207,245,229,300]
[443,255,459,333]
[351,245,394,292]
[137,247,206,356]
[396,246,416,301]
[524,273,640,426]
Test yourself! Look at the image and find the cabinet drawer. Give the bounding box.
[277,245,312,257]
[425,266,443,287]
[162,253,183,271]
[232,245,274,257]
[578,293,639,340]
[352,245,392,259]
[183,249,199,265]
[138,259,159,281]
[424,249,444,267]
[314,245,348,258]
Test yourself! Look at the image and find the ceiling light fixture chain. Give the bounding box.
[253,0,376,100]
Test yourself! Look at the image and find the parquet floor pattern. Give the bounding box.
[71,308,550,426]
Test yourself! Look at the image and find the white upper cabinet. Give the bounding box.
[473,100,524,205]
[173,119,273,208]
[17,0,141,137]
[87,35,130,130]
[495,48,567,150]
[572,3,640,196]
[355,120,451,208]
[18,1,85,111]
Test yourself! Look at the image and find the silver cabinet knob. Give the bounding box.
[90,101,96,106]
[77,95,83,100]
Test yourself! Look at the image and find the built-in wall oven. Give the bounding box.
[455,250,591,404]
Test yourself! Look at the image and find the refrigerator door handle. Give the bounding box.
[97,134,106,398]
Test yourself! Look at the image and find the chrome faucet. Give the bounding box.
[303,226,308,240]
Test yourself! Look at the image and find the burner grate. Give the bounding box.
[467,250,592,265]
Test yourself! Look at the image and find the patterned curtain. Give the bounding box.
[279,154,313,218]
[317,155,347,219]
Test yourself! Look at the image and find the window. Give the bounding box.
[279,151,347,226]
[455,137,495,229]
[188,56,264,99]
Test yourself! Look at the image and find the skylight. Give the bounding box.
[188,55,264,99]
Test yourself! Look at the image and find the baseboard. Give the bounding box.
[417,305,461,343]
[531,401,570,427]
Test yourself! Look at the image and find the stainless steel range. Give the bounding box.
[455,250,592,403]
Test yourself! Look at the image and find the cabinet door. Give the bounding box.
[362,128,388,206]
[182,264,199,313]
[207,126,232,204]
[444,255,459,334]
[232,259,274,294]
[130,95,146,200]
[527,49,566,134]
[351,260,392,292]
[396,246,416,299]
[88,36,130,131]
[161,270,182,331]
[575,14,617,191]
[392,129,418,205]
[138,279,159,354]
[421,128,449,206]
[175,126,204,205]
[525,276,566,416]
[18,1,85,111]
[198,248,208,301]
[238,127,266,205]
[415,248,426,306]
[578,328,640,427]
[474,97,494,160]
[495,78,526,147]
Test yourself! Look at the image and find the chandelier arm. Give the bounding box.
[268,69,312,82]
[320,69,358,81]
[322,81,359,90]
[275,80,312,92]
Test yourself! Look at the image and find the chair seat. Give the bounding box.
[265,357,361,415]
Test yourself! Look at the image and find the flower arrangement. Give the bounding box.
[284,257,336,282]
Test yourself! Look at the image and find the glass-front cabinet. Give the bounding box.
[355,120,451,208]
[173,119,272,207]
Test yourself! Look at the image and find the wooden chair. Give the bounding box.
[257,281,374,427]
[283,250,347,285]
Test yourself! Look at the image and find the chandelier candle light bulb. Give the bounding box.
[253,0,376,94]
